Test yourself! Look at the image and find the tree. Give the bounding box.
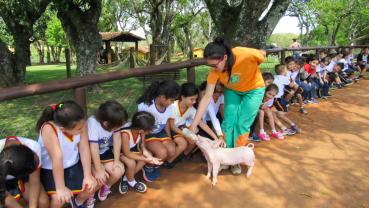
[32,8,52,64]
[0,0,51,87]
[287,0,314,46]
[52,0,102,77]
[205,0,291,48]
[45,14,66,63]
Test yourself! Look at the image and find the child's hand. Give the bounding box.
[216,136,226,148]
[82,175,97,193]
[147,157,163,165]
[56,186,73,204]
[94,165,109,186]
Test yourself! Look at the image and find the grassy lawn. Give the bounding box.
[0,59,277,139]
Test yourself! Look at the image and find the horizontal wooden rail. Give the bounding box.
[0,59,206,102]
[1,44,368,103]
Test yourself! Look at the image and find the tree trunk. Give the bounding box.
[183,26,194,59]
[205,0,291,48]
[46,44,51,63]
[0,40,16,88]
[34,41,45,64]
[54,1,102,77]
[331,20,343,46]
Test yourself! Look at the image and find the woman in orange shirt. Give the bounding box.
[189,37,265,174]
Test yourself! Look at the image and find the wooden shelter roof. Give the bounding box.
[100,32,145,42]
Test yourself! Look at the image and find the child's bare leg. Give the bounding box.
[121,156,136,181]
[266,110,276,131]
[273,112,287,130]
[162,140,176,161]
[22,182,49,208]
[134,160,146,174]
[258,110,265,132]
[5,194,22,208]
[104,161,125,187]
[168,136,187,163]
[277,112,295,126]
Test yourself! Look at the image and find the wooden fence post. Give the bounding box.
[74,87,87,113]
[65,48,71,78]
[150,44,155,65]
[280,49,286,64]
[129,47,135,68]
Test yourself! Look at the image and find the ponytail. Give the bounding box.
[204,37,235,81]
[136,80,180,105]
[0,145,38,207]
[36,100,85,132]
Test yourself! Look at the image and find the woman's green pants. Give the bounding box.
[221,87,265,148]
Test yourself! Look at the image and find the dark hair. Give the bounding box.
[336,63,344,70]
[36,100,85,132]
[95,100,128,131]
[199,81,207,91]
[285,56,295,64]
[136,80,180,105]
[181,82,199,97]
[0,145,38,206]
[262,72,274,81]
[204,37,235,81]
[296,57,306,66]
[274,64,285,75]
[266,83,279,93]
[319,50,328,54]
[307,56,319,63]
[130,111,155,132]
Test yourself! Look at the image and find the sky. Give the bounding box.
[131,16,302,38]
[272,16,302,34]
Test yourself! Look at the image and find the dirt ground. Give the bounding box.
[97,80,369,208]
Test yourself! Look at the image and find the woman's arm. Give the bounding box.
[189,84,216,132]
[27,169,41,208]
[78,126,96,191]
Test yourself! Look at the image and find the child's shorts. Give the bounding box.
[146,129,171,142]
[41,161,84,195]
[274,98,288,112]
[5,177,27,200]
[130,144,141,154]
[100,147,114,163]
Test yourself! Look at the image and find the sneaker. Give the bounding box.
[271,132,284,140]
[248,133,261,142]
[230,164,242,175]
[258,132,270,141]
[119,177,129,194]
[153,166,161,179]
[83,195,96,208]
[70,197,85,208]
[299,108,308,114]
[282,128,297,136]
[142,166,156,182]
[130,181,147,193]
[309,99,318,104]
[303,100,310,105]
[291,125,301,133]
[98,184,111,201]
[162,161,176,169]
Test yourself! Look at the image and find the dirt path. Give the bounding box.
[97,80,369,208]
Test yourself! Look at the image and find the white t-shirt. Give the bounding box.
[316,64,327,76]
[1,137,42,180]
[262,97,274,108]
[88,116,114,155]
[120,129,142,149]
[273,75,290,98]
[38,122,80,170]
[203,96,224,136]
[138,100,173,134]
[326,60,336,72]
[170,100,196,127]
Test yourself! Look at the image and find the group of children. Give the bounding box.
[248,47,368,142]
[0,47,367,208]
[0,79,228,208]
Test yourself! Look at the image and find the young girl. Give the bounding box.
[258,84,284,141]
[304,57,320,103]
[88,101,128,201]
[36,101,96,208]
[0,140,46,208]
[137,80,180,182]
[198,81,225,139]
[168,83,219,168]
[119,111,163,194]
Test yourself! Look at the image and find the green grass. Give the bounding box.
[0,59,278,139]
